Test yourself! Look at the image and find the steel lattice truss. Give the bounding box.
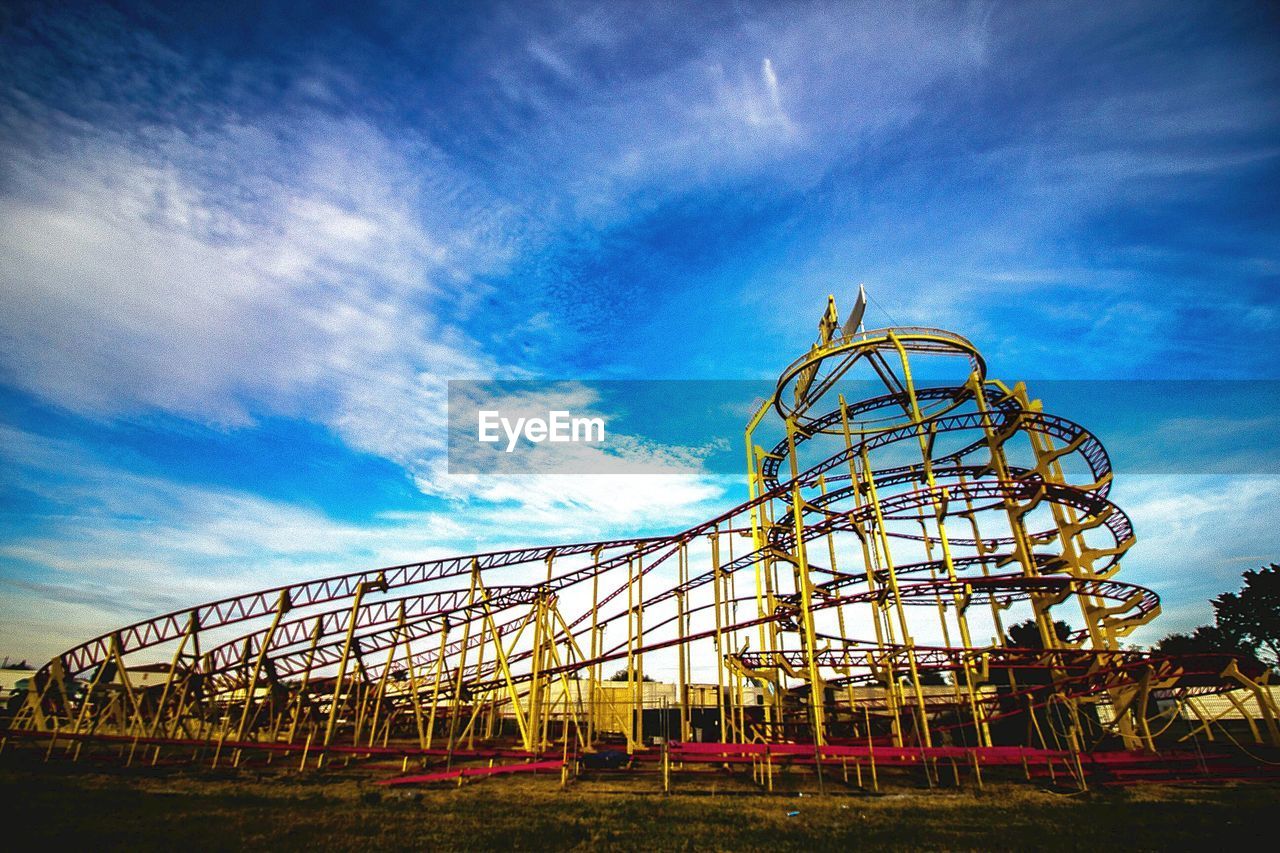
[8,306,1279,790]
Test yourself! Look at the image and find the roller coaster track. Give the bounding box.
[10,314,1276,791]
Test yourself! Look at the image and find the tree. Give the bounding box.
[1154,625,1260,666]
[913,670,950,686]
[608,668,655,683]
[1213,564,1280,667]
[1153,563,1278,672]
[1005,618,1072,648]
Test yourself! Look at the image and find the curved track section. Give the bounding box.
[9,313,1275,791]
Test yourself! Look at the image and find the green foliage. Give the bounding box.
[1153,625,1262,668]
[1155,563,1278,669]
[913,670,950,686]
[1005,619,1072,649]
[607,668,655,682]
[1212,563,1280,666]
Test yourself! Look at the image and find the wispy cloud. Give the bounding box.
[0,68,507,484]
[0,1,1276,658]
[1111,475,1280,644]
[0,424,727,659]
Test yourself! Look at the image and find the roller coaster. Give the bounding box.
[5,293,1279,790]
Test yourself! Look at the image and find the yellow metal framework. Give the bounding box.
[5,294,1277,790]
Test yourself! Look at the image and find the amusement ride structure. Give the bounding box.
[5,291,1278,789]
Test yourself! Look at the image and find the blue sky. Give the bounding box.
[0,0,1278,662]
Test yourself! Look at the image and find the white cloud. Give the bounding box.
[471,2,990,223]
[2,2,1274,669]
[0,95,506,475]
[1110,475,1280,645]
[762,58,781,108]
[0,1,995,464]
[0,424,729,660]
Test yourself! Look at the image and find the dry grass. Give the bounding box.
[1,753,1276,851]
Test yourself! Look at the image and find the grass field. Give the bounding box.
[2,754,1276,851]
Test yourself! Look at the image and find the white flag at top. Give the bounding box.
[842,283,868,337]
